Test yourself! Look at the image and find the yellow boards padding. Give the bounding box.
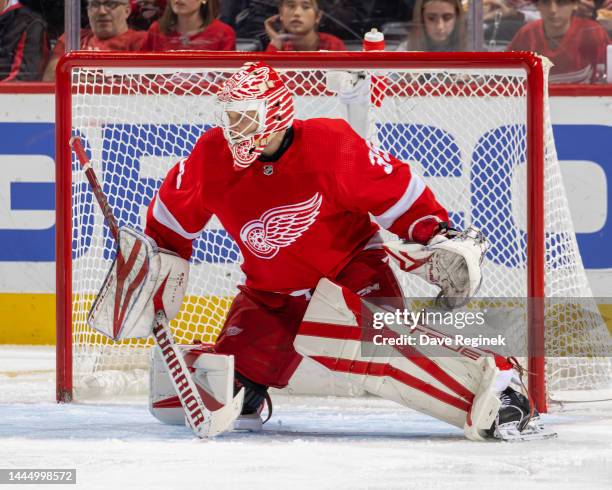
[0,293,233,345]
[0,294,56,344]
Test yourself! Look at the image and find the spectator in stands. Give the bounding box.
[43,0,146,81]
[129,0,165,30]
[226,1,413,49]
[265,0,346,51]
[507,0,610,83]
[141,0,236,51]
[398,0,466,51]
[0,0,48,81]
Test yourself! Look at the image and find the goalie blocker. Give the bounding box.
[88,227,189,340]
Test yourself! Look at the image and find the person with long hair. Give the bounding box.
[264,0,345,51]
[399,0,467,51]
[142,0,235,51]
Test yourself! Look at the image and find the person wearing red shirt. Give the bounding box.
[507,0,610,83]
[43,0,146,82]
[264,0,346,51]
[141,0,235,51]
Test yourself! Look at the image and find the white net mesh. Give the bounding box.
[66,61,611,401]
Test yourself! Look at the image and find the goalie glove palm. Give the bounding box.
[384,226,488,309]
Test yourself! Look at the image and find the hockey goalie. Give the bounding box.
[106,61,554,441]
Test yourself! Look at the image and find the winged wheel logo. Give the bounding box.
[239,193,323,259]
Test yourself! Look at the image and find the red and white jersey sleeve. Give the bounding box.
[330,120,449,243]
[145,134,213,259]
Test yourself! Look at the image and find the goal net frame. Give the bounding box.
[55,51,561,412]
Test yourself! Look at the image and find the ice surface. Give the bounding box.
[1,346,611,489]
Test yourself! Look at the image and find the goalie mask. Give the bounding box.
[216,61,294,170]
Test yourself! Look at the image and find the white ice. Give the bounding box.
[1,346,611,490]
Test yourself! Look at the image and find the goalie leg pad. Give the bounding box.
[149,344,239,428]
[88,227,189,340]
[295,279,511,438]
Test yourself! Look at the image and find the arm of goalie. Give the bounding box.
[383,226,489,309]
[87,227,189,340]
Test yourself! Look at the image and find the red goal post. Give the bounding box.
[55,51,609,413]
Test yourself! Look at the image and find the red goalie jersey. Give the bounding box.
[145,118,449,293]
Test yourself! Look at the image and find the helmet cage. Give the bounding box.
[216,99,267,145]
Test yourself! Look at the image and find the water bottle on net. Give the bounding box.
[363,28,387,107]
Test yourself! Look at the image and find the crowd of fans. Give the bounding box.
[1,0,611,83]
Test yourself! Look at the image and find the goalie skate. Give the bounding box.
[494,416,557,442]
[233,375,272,432]
[489,388,557,442]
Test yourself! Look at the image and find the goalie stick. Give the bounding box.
[70,136,243,438]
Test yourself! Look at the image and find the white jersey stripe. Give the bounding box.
[373,174,426,229]
[152,195,204,240]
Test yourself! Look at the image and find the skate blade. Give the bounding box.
[495,420,558,442]
[233,413,263,432]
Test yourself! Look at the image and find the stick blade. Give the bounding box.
[203,388,245,438]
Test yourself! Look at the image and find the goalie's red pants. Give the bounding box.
[214,249,404,388]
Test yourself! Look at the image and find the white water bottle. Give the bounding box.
[363,28,385,52]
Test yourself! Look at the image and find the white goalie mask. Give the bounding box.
[215,61,294,170]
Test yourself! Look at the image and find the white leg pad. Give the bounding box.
[149,345,240,428]
[295,279,504,438]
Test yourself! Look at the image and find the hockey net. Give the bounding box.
[56,52,611,409]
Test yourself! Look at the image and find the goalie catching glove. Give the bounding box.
[384,225,488,309]
[88,227,189,340]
